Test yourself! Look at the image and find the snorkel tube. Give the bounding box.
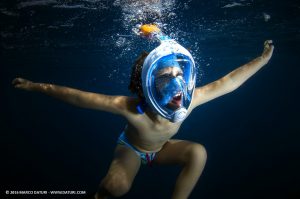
[139,24,196,123]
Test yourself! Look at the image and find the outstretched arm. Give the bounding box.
[12,78,132,115]
[191,40,274,108]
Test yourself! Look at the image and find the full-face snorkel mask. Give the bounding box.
[140,25,196,123]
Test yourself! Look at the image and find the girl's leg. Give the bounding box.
[154,140,207,199]
[96,144,141,199]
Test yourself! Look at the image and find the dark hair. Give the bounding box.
[129,51,149,99]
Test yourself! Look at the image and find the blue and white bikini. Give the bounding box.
[117,132,157,166]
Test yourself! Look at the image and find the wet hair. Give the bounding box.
[129,51,149,99]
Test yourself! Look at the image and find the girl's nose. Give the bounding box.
[171,71,178,77]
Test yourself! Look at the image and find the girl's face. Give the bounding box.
[155,67,184,110]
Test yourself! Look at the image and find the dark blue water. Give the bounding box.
[1,0,300,199]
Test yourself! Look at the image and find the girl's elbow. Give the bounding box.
[224,79,242,93]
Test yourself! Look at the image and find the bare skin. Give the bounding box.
[13,40,274,199]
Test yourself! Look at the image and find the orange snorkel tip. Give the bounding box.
[139,24,161,37]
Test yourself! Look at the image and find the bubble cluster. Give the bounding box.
[110,0,198,85]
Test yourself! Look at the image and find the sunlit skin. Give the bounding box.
[13,41,274,199]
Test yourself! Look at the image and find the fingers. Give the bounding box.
[12,77,25,86]
[12,77,22,85]
[262,40,274,60]
[264,40,273,46]
[12,77,32,89]
[264,40,274,51]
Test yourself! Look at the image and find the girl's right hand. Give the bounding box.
[12,78,35,91]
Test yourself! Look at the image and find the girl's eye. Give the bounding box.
[177,72,183,77]
[160,74,172,78]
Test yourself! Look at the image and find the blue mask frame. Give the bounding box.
[142,40,196,122]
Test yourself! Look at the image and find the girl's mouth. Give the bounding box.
[167,92,182,110]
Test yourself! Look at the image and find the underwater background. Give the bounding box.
[1,0,300,198]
